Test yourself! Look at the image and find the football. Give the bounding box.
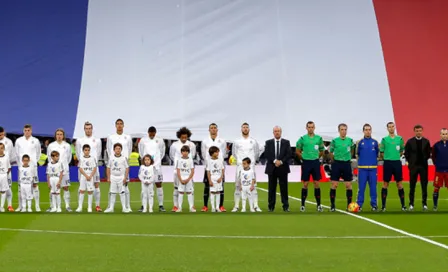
[347,202,360,213]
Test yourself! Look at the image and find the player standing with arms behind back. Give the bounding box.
[15,124,41,212]
[329,123,355,212]
[379,122,406,212]
[169,127,196,212]
[0,127,16,212]
[296,121,324,212]
[201,123,227,212]
[431,128,448,211]
[76,122,103,212]
[47,129,72,212]
[138,126,166,212]
[106,119,133,211]
[232,123,261,212]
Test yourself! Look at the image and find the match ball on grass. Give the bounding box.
[347,202,360,213]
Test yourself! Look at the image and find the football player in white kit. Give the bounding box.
[237,157,257,212]
[169,127,196,212]
[76,122,103,212]
[201,123,227,212]
[231,123,262,212]
[138,155,156,213]
[47,150,65,212]
[47,129,72,212]
[15,124,41,212]
[0,143,12,212]
[0,127,16,212]
[176,145,196,212]
[206,146,225,212]
[76,144,97,213]
[104,143,130,213]
[18,155,37,212]
[106,119,133,211]
[138,126,166,212]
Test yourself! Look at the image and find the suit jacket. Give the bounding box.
[264,138,292,175]
[404,137,431,167]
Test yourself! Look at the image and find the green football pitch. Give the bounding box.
[1,182,448,272]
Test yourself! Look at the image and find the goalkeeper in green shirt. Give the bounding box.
[379,122,406,212]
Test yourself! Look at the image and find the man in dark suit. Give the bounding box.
[265,126,292,212]
[404,124,431,211]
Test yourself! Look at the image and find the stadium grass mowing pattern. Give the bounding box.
[1,182,448,272]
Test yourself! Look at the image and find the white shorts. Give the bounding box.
[241,185,252,197]
[50,178,61,194]
[110,176,125,194]
[155,168,163,183]
[61,173,70,187]
[141,182,154,195]
[178,180,194,193]
[0,175,9,192]
[21,183,33,200]
[210,181,223,193]
[79,177,94,192]
[173,173,180,188]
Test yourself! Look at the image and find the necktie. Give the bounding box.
[276,140,280,160]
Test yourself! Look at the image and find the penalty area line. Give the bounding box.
[0,227,447,240]
[257,188,448,250]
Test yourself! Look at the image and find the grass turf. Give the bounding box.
[1,181,448,272]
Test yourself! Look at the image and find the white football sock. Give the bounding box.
[119,193,127,210]
[87,194,93,210]
[0,193,5,208]
[94,187,100,207]
[252,188,258,208]
[16,187,21,208]
[78,193,85,209]
[242,193,247,210]
[216,193,221,211]
[142,188,148,210]
[64,190,70,208]
[234,188,241,208]
[51,194,57,210]
[178,193,184,210]
[6,188,12,207]
[249,192,255,210]
[210,193,216,210]
[56,194,61,209]
[125,186,131,209]
[33,187,40,209]
[48,192,52,207]
[109,193,116,210]
[140,190,144,206]
[148,190,154,211]
[157,187,164,207]
[27,200,32,210]
[173,189,179,207]
[187,193,194,209]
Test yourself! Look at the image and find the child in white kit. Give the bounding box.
[206,146,224,212]
[46,151,65,213]
[138,155,156,213]
[237,157,256,212]
[76,144,98,213]
[104,143,130,213]
[176,145,195,212]
[0,143,11,212]
[18,155,37,212]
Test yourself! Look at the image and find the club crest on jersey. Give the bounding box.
[52,167,56,173]
[114,161,118,167]
[183,162,187,168]
[23,170,27,176]
[243,173,249,179]
[86,161,90,167]
[250,140,253,144]
[144,170,149,176]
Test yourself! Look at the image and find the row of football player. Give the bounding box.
[0,141,258,213]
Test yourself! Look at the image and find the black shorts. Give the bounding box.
[301,159,321,181]
[203,170,225,184]
[383,160,403,182]
[330,161,353,181]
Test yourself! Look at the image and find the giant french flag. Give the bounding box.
[1,0,447,144]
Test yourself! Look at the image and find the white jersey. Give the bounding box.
[138,136,165,170]
[0,154,11,175]
[78,156,98,177]
[46,161,65,179]
[201,136,227,165]
[107,155,129,178]
[138,165,155,183]
[206,157,225,182]
[169,140,196,169]
[47,141,72,170]
[15,136,41,166]
[176,157,194,180]
[19,165,37,185]
[76,136,102,161]
[107,133,133,159]
[0,137,16,164]
[232,136,260,165]
[238,167,256,186]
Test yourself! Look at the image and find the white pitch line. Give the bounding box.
[257,188,448,250]
[0,228,447,240]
